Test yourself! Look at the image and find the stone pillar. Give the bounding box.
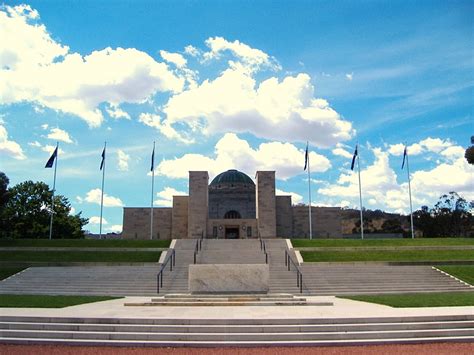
[188,171,209,238]
[256,171,276,238]
[172,196,188,239]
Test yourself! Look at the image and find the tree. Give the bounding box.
[2,180,88,239]
[0,172,10,236]
[465,146,474,165]
[380,218,403,233]
[414,192,474,238]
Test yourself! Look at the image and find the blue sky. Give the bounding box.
[1,1,473,233]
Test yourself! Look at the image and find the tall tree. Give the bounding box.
[2,180,88,239]
[0,172,10,237]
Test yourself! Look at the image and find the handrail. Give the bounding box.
[157,247,176,293]
[193,232,204,264]
[284,249,303,293]
[258,233,268,264]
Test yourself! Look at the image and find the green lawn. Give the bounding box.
[301,250,474,262]
[341,292,474,307]
[292,238,474,248]
[0,239,171,248]
[438,265,474,285]
[0,294,120,308]
[0,267,25,280]
[0,251,161,263]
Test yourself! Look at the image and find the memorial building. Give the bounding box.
[122,169,342,239]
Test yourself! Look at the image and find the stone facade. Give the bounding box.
[255,171,277,238]
[188,171,209,238]
[292,206,343,238]
[122,169,343,239]
[122,207,172,239]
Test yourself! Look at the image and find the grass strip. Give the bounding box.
[0,267,26,280]
[0,251,161,263]
[301,249,474,262]
[0,294,120,308]
[340,292,474,307]
[0,239,171,248]
[437,265,474,285]
[292,238,474,248]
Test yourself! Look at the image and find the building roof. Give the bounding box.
[210,169,254,186]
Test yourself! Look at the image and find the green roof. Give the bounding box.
[210,169,254,186]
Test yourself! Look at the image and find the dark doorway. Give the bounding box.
[225,227,239,239]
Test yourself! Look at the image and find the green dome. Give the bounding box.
[210,169,254,186]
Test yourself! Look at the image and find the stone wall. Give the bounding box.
[292,206,343,238]
[207,219,258,239]
[172,195,188,239]
[122,207,172,240]
[275,195,293,237]
[188,171,209,238]
[255,171,276,238]
[208,184,256,219]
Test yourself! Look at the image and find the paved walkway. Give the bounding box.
[1,296,473,320]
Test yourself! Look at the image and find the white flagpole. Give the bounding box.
[405,148,415,239]
[150,141,155,240]
[99,142,106,240]
[307,143,313,240]
[356,144,364,240]
[49,142,59,240]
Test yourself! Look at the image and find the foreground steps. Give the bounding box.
[124,293,333,306]
[1,315,473,346]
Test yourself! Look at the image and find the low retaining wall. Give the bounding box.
[189,264,269,294]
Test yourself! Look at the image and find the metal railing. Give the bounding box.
[193,231,204,264]
[258,234,268,264]
[156,248,176,293]
[284,249,303,293]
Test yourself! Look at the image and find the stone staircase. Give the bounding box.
[1,314,473,346]
[299,264,473,295]
[0,238,471,296]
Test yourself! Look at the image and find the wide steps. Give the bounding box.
[1,315,473,346]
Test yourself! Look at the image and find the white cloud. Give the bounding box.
[154,187,186,207]
[160,50,187,68]
[319,143,474,213]
[184,45,200,57]
[138,113,193,143]
[88,216,108,225]
[203,36,281,72]
[46,127,73,143]
[41,124,48,130]
[41,144,64,155]
[0,5,184,127]
[345,72,353,81]
[107,224,123,233]
[388,137,452,156]
[156,133,331,180]
[163,68,353,147]
[276,188,303,204]
[332,147,353,159]
[82,188,124,207]
[28,140,41,147]
[0,124,26,159]
[106,104,130,120]
[117,149,130,171]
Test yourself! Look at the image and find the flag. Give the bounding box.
[45,145,58,168]
[100,146,106,170]
[303,142,309,171]
[150,145,155,172]
[401,146,407,170]
[351,145,358,171]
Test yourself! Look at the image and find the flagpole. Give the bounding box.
[150,141,155,240]
[307,142,313,240]
[405,148,415,239]
[99,141,106,240]
[48,142,59,240]
[356,144,364,240]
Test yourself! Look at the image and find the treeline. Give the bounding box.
[349,192,474,237]
[0,172,88,239]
